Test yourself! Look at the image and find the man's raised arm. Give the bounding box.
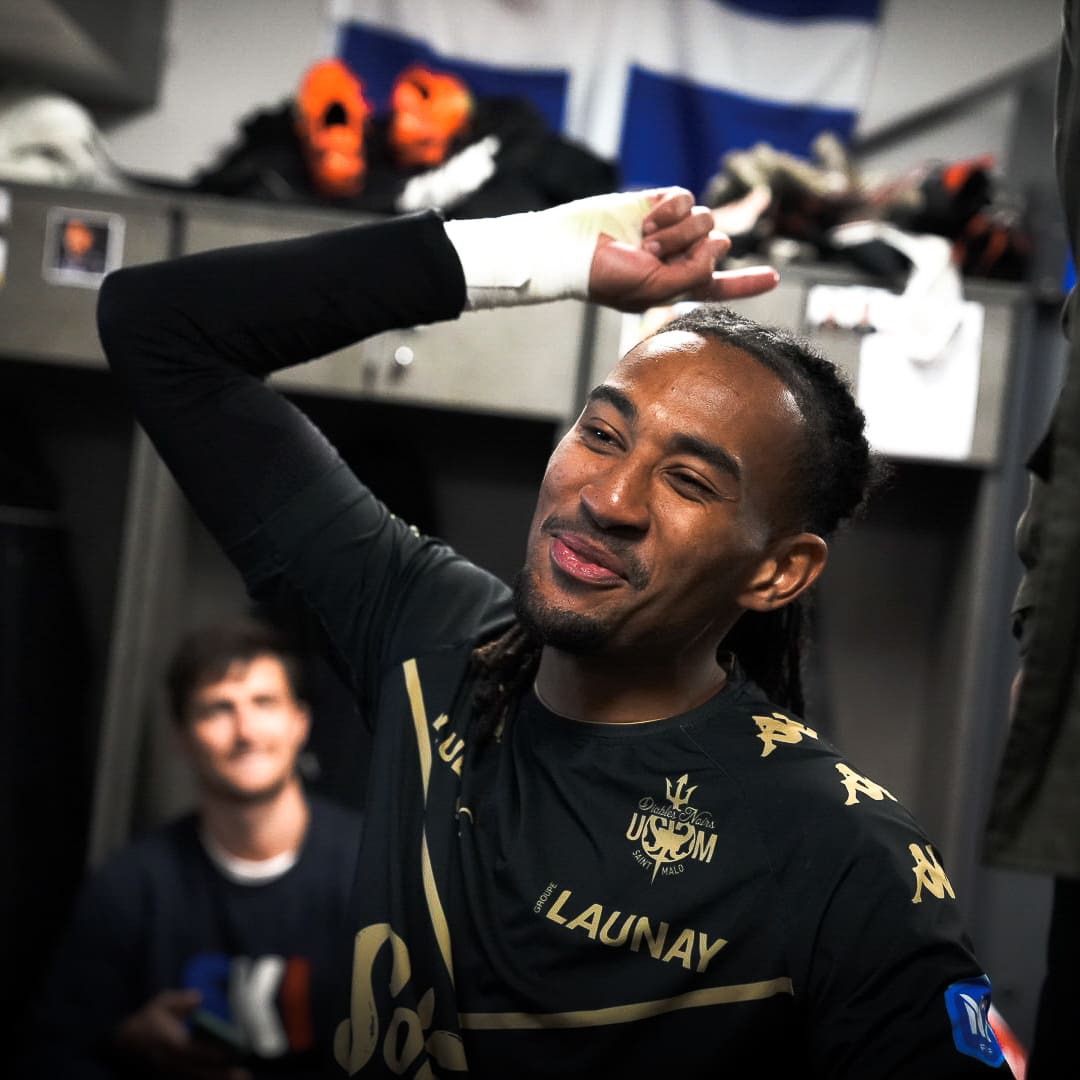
[98,188,775,557]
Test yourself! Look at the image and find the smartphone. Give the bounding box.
[189,1008,246,1057]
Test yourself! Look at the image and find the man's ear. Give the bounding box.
[736,532,828,613]
[297,702,312,746]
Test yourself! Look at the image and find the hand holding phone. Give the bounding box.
[113,989,252,1078]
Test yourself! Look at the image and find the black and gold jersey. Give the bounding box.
[98,211,1010,1078]
[243,464,1006,1079]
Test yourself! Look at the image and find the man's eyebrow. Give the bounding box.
[586,384,637,422]
[586,384,741,482]
[669,433,742,482]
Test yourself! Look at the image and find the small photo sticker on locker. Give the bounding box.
[43,207,124,287]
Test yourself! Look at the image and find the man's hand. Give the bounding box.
[113,989,252,1080]
[588,188,779,313]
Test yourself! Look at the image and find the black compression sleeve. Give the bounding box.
[97,210,466,552]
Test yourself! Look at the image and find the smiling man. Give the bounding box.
[96,190,1008,1077]
[25,619,363,1079]
[178,634,311,807]
[518,329,825,725]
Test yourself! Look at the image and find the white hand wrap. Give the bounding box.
[443,190,655,309]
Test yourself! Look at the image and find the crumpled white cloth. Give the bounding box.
[830,219,964,365]
[0,87,130,191]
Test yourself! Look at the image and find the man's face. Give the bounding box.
[516,331,806,659]
[179,655,309,803]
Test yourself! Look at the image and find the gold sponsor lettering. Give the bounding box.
[836,763,898,806]
[545,890,573,925]
[541,890,727,973]
[909,844,956,904]
[598,912,634,947]
[697,933,726,974]
[565,904,604,940]
[532,882,557,914]
[334,925,466,1077]
[661,928,696,970]
[754,712,818,757]
[437,732,465,776]
[384,1006,425,1073]
[631,916,669,960]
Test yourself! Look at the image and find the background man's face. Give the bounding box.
[516,331,805,659]
[180,654,309,803]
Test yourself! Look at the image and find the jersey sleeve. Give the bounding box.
[229,460,512,712]
[97,211,511,712]
[796,805,1011,1078]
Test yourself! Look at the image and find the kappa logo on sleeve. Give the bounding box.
[909,843,956,904]
[944,976,1005,1068]
[753,712,818,757]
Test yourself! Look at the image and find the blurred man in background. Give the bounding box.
[22,617,362,1079]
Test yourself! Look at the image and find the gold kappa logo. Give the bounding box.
[836,763,897,806]
[754,712,818,757]
[909,843,956,904]
[626,774,718,883]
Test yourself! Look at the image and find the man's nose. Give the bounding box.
[580,460,650,533]
[231,706,258,742]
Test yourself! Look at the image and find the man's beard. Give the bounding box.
[513,567,612,654]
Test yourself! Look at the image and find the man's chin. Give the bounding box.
[207,774,290,805]
[513,568,611,655]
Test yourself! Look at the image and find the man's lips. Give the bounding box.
[550,534,626,584]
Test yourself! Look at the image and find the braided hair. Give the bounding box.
[468,304,884,734]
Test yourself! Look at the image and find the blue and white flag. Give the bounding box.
[331,0,882,196]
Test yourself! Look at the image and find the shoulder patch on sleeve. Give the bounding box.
[944,976,1005,1068]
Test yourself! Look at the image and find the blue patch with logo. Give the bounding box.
[944,976,1005,1067]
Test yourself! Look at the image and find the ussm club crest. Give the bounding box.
[626,774,718,882]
